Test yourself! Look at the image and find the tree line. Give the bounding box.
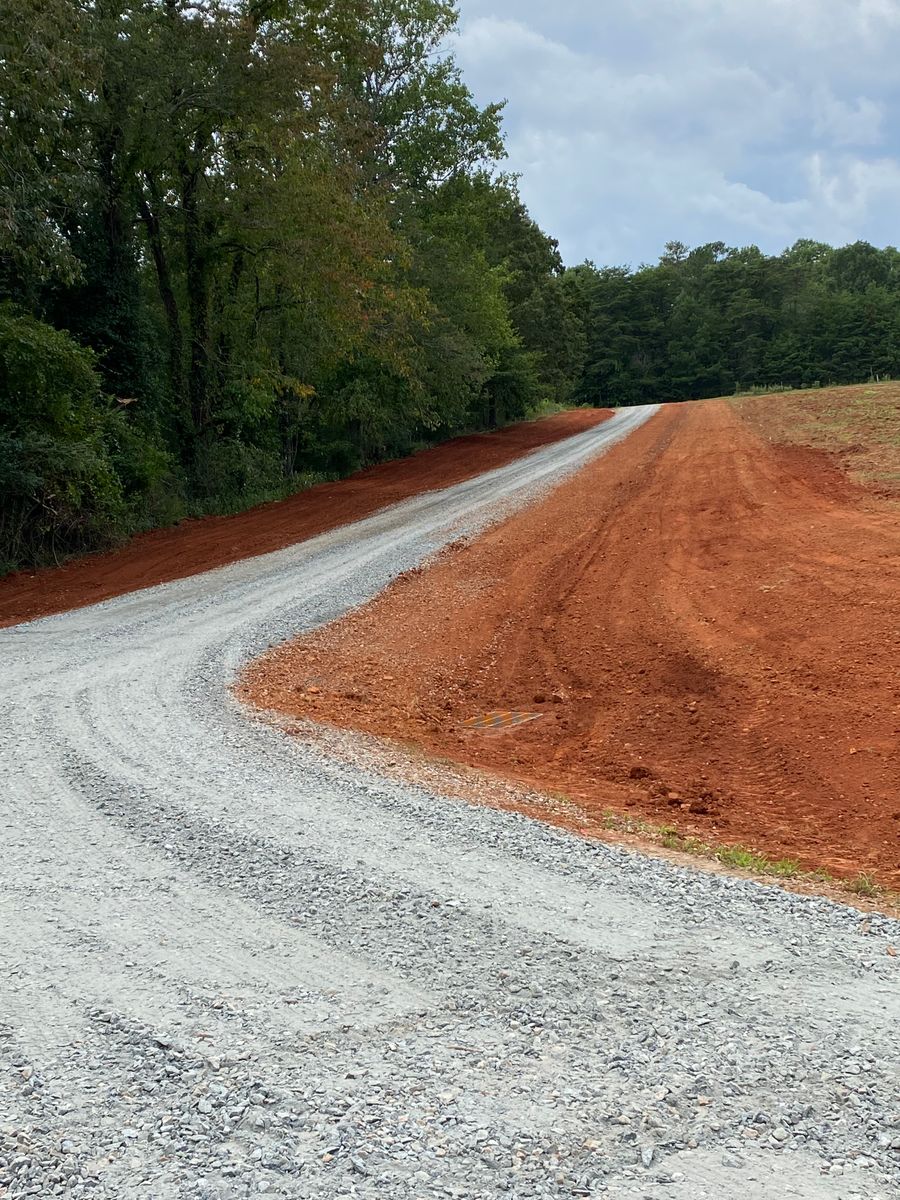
[567,238,900,407]
[1,0,582,570]
[1,2,898,573]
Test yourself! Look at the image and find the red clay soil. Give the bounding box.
[0,409,609,627]
[243,400,900,887]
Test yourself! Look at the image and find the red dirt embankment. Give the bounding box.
[0,409,609,627]
[243,400,900,887]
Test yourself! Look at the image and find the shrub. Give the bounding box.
[0,305,130,568]
[192,438,285,510]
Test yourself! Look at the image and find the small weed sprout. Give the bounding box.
[846,873,880,898]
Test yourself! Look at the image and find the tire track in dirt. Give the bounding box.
[244,400,900,886]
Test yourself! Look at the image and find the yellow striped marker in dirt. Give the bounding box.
[461,710,543,730]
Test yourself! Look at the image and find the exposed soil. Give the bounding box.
[243,399,900,887]
[735,381,900,497]
[0,408,609,627]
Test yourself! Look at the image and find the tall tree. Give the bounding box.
[0,0,94,291]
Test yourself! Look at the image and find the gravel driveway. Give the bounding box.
[1,405,898,1200]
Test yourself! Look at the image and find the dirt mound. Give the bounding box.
[243,400,900,887]
[0,408,609,627]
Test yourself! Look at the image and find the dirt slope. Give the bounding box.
[244,399,900,886]
[0,408,609,627]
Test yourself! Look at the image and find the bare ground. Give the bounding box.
[243,398,900,888]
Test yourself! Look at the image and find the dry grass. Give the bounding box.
[732,381,900,495]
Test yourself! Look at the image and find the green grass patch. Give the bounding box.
[733,383,802,398]
[715,845,802,878]
[846,873,881,898]
[594,809,870,891]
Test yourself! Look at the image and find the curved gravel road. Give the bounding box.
[1,405,898,1200]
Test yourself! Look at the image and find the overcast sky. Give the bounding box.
[452,0,900,267]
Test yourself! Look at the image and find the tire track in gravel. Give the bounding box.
[2,404,899,1200]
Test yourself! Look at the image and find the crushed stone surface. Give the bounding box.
[1,406,898,1200]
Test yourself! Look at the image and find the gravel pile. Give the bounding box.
[1,408,898,1199]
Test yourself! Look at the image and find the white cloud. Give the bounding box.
[807,152,900,222]
[452,1,900,262]
[811,92,884,146]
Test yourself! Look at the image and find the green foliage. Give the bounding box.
[846,873,881,898]
[3,0,569,572]
[482,345,543,428]
[344,0,506,190]
[0,0,93,289]
[570,239,900,406]
[0,306,127,564]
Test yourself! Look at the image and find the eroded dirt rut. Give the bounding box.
[2,406,899,1200]
[246,400,900,886]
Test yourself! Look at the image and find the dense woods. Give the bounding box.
[2,1,899,572]
[1,0,577,569]
[569,239,900,407]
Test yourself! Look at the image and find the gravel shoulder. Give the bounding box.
[2,406,898,1200]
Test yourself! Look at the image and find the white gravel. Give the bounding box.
[1,405,898,1200]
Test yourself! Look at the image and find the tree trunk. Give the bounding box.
[179,156,211,438]
[213,249,244,406]
[138,179,185,409]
